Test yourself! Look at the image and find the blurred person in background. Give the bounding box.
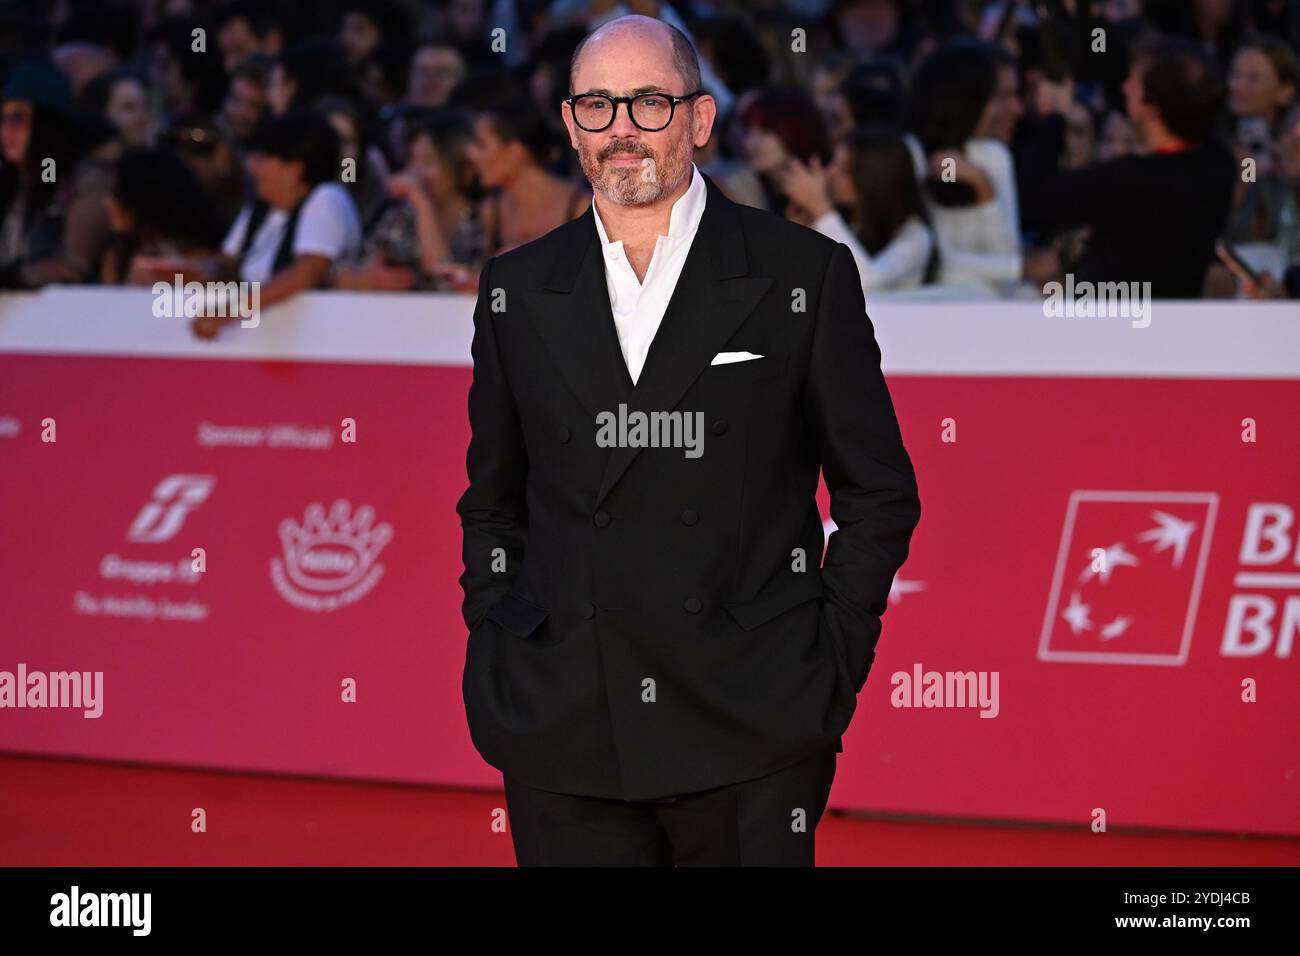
[1148,0,1248,70]
[266,40,355,117]
[907,38,1023,289]
[694,107,766,209]
[524,27,588,148]
[316,94,392,227]
[145,17,226,122]
[1227,36,1296,134]
[162,114,245,231]
[381,104,435,173]
[406,39,468,110]
[1224,36,1298,244]
[214,1,283,75]
[79,69,155,149]
[357,41,413,114]
[339,0,413,70]
[438,0,495,68]
[1020,84,1103,288]
[1019,37,1235,299]
[829,0,917,61]
[174,111,362,335]
[223,111,362,290]
[219,55,270,147]
[837,58,908,131]
[1233,100,1300,299]
[470,97,590,256]
[99,147,225,284]
[737,87,832,217]
[335,110,485,292]
[0,59,111,288]
[810,51,862,138]
[1011,20,1104,287]
[780,124,935,294]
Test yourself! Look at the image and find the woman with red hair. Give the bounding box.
[736,88,832,221]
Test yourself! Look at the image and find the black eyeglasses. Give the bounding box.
[564,90,704,132]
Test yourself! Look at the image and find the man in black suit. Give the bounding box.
[457,14,920,866]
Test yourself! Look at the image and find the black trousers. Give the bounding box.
[502,747,838,866]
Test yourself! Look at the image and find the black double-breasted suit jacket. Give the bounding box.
[457,173,920,801]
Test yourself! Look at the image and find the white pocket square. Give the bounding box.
[710,351,764,365]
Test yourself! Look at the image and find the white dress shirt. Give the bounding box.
[591,163,707,385]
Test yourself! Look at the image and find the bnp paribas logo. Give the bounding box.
[270,500,394,612]
[1038,491,1217,665]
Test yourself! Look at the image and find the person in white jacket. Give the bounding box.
[780,126,935,294]
[906,38,1025,288]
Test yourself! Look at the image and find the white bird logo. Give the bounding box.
[1061,592,1092,634]
[1136,510,1197,568]
[1078,542,1139,585]
[1100,616,1134,640]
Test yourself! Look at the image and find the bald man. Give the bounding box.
[457,15,920,866]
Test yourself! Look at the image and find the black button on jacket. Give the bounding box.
[456,174,920,801]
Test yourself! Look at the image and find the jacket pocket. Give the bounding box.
[705,351,788,384]
[484,590,550,639]
[723,571,824,630]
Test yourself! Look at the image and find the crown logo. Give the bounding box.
[271,500,394,611]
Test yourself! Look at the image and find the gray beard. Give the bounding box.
[579,139,693,206]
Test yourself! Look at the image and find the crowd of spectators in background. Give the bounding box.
[1,0,1298,320]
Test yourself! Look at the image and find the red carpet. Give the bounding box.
[2,754,1296,866]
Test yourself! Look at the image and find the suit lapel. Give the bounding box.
[522,211,632,421]
[521,174,773,509]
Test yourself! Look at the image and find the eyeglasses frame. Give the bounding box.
[562,90,705,132]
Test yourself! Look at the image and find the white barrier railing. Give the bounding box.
[1,285,1297,378]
